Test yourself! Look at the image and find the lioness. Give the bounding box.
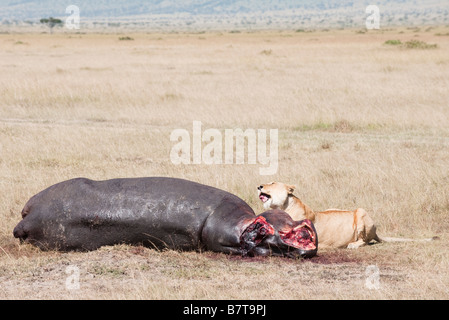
[257,182,436,249]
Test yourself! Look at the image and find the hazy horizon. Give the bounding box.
[1,0,448,31]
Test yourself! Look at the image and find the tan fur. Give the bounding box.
[257,182,381,249]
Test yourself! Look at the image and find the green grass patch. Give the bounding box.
[118,36,134,41]
[384,39,437,49]
[403,40,437,49]
[384,39,402,45]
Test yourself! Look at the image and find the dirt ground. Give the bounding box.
[1,238,447,299]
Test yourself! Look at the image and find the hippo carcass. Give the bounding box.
[13,177,318,258]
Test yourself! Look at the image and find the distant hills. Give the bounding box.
[1,0,448,31]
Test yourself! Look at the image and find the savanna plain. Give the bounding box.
[0,26,449,299]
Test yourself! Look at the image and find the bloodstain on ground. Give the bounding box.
[202,248,366,265]
[309,250,366,264]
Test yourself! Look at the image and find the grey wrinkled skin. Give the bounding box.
[13,177,318,258]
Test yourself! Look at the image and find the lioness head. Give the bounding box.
[257,182,296,210]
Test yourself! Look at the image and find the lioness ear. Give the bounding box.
[287,185,296,194]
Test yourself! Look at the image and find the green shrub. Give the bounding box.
[118,36,134,41]
[403,40,437,49]
[384,39,402,45]
[384,39,437,49]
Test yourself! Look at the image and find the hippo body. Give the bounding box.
[13,177,317,258]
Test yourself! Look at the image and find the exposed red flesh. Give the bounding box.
[240,216,275,255]
[278,220,317,251]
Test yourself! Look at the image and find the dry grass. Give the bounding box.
[1,27,449,299]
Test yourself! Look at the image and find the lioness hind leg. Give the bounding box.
[354,208,381,245]
[347,239,367,249]
[345,209,381,249]
[345,209,370,249]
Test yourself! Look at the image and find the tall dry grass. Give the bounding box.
[0,27,449,299]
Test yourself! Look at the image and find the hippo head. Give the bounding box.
[13,204,75,251]
[13,210,46,249]
[240,209,318,258]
